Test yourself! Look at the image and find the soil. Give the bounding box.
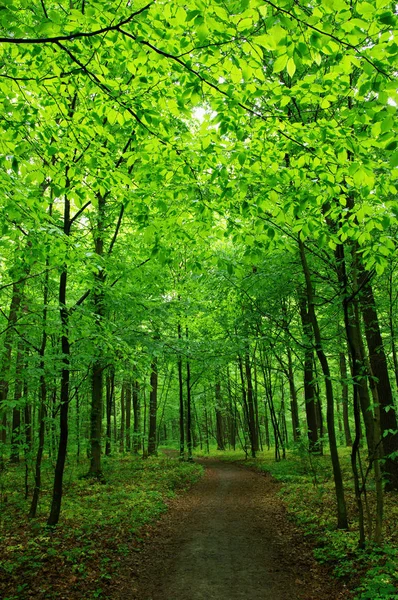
[115,458,351,600]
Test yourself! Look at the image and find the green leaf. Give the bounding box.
[287,57,296,77]
[238,152,246,166]
[390,151,398,168]
[197,23,209,43]
[273,54,288,73]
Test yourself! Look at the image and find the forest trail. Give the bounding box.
[116,459,350,600]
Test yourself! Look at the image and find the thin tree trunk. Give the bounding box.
[186,358,193,461]
[29,250,50,519]
[282,304,300,441]
[0,278,26,450]
[299,298,319,452]
[148,359,158,456]
[178,323,185,459]
[120,384,125,453]
[47,179,71,526]
[105,367,114,456]
[339,351,353,447]
[89,192,106,476]
[245,352,258,457]
[133,380,140,454]
[299,238,348,529]
[125,381,131,451]
[359,264,398,491]
[264,400,270,450]
[215,380,225,451]
[10,344,24,463]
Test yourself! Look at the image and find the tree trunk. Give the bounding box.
[215,380,225,451]
[178,323,185,459]
[0,277,26,449]
[10,345,24,463]
[245,352,258,457]
[227,367,236,450]
[359,265,398,491]
[89,192,106,476]
[148,359,158,456]
[29,253,50,519]
[388,266,398,391]
[299,238,348,529]
[133,380,140,454]
[299,298,319,451]
[186,358,193,461]
[47,184,71,526]
[105,368,114,456]
[286,344,300,442]
[120,384,125,453]
[339,351,353,447]
[125,381,131,451]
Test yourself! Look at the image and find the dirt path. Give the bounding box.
[116,459,350,600]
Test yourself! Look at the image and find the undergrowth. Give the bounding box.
[0,453,203,599]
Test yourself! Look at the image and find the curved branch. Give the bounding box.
[0,3,153,44]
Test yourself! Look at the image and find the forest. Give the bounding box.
[0,0,397,598]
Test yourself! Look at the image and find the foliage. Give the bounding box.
[0,0,397,596]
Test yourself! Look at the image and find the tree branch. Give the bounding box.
[0,3,153,44]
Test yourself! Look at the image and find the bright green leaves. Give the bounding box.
[196,22,209,43]
[286,57,296,77]
[273,54,288,73]
[390,152,398,168]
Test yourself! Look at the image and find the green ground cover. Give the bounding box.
[0,454,203,599]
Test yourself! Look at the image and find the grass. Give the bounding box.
[195,444,398,600]
[0,452,203,599]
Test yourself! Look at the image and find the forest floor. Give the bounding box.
[115,457,351,600]
[2,450,397,599]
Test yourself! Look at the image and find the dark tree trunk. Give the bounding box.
[227,367,236,450]
[89,361,103,474]
[335,243,369,546]
[339,351,353,447]
[359,266,398,491]
[47,185,71,526]
[148,359,158,456]
[186,358,193,461]
[299,239,348,529]
[299,298,319,451]
[280,382,288,450]
[286,345,300,442]
[105,368,114,456]
[259,348,284,460]
[0,278,25,449]
[29,253,50,519]
[178,323,185,459]
[253,357,262,451]
[388,266,398,391]
[245,352,258,457]
[281,304,300,441]
[125,381,131,451]
[238,355,250,434]
[24,403,32,452]
[264,400,270,450]
[10,345,24,463]
[215,381,225,451]
[120,384,125,453]
[133,380,140,454]
[89,192,106,477]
